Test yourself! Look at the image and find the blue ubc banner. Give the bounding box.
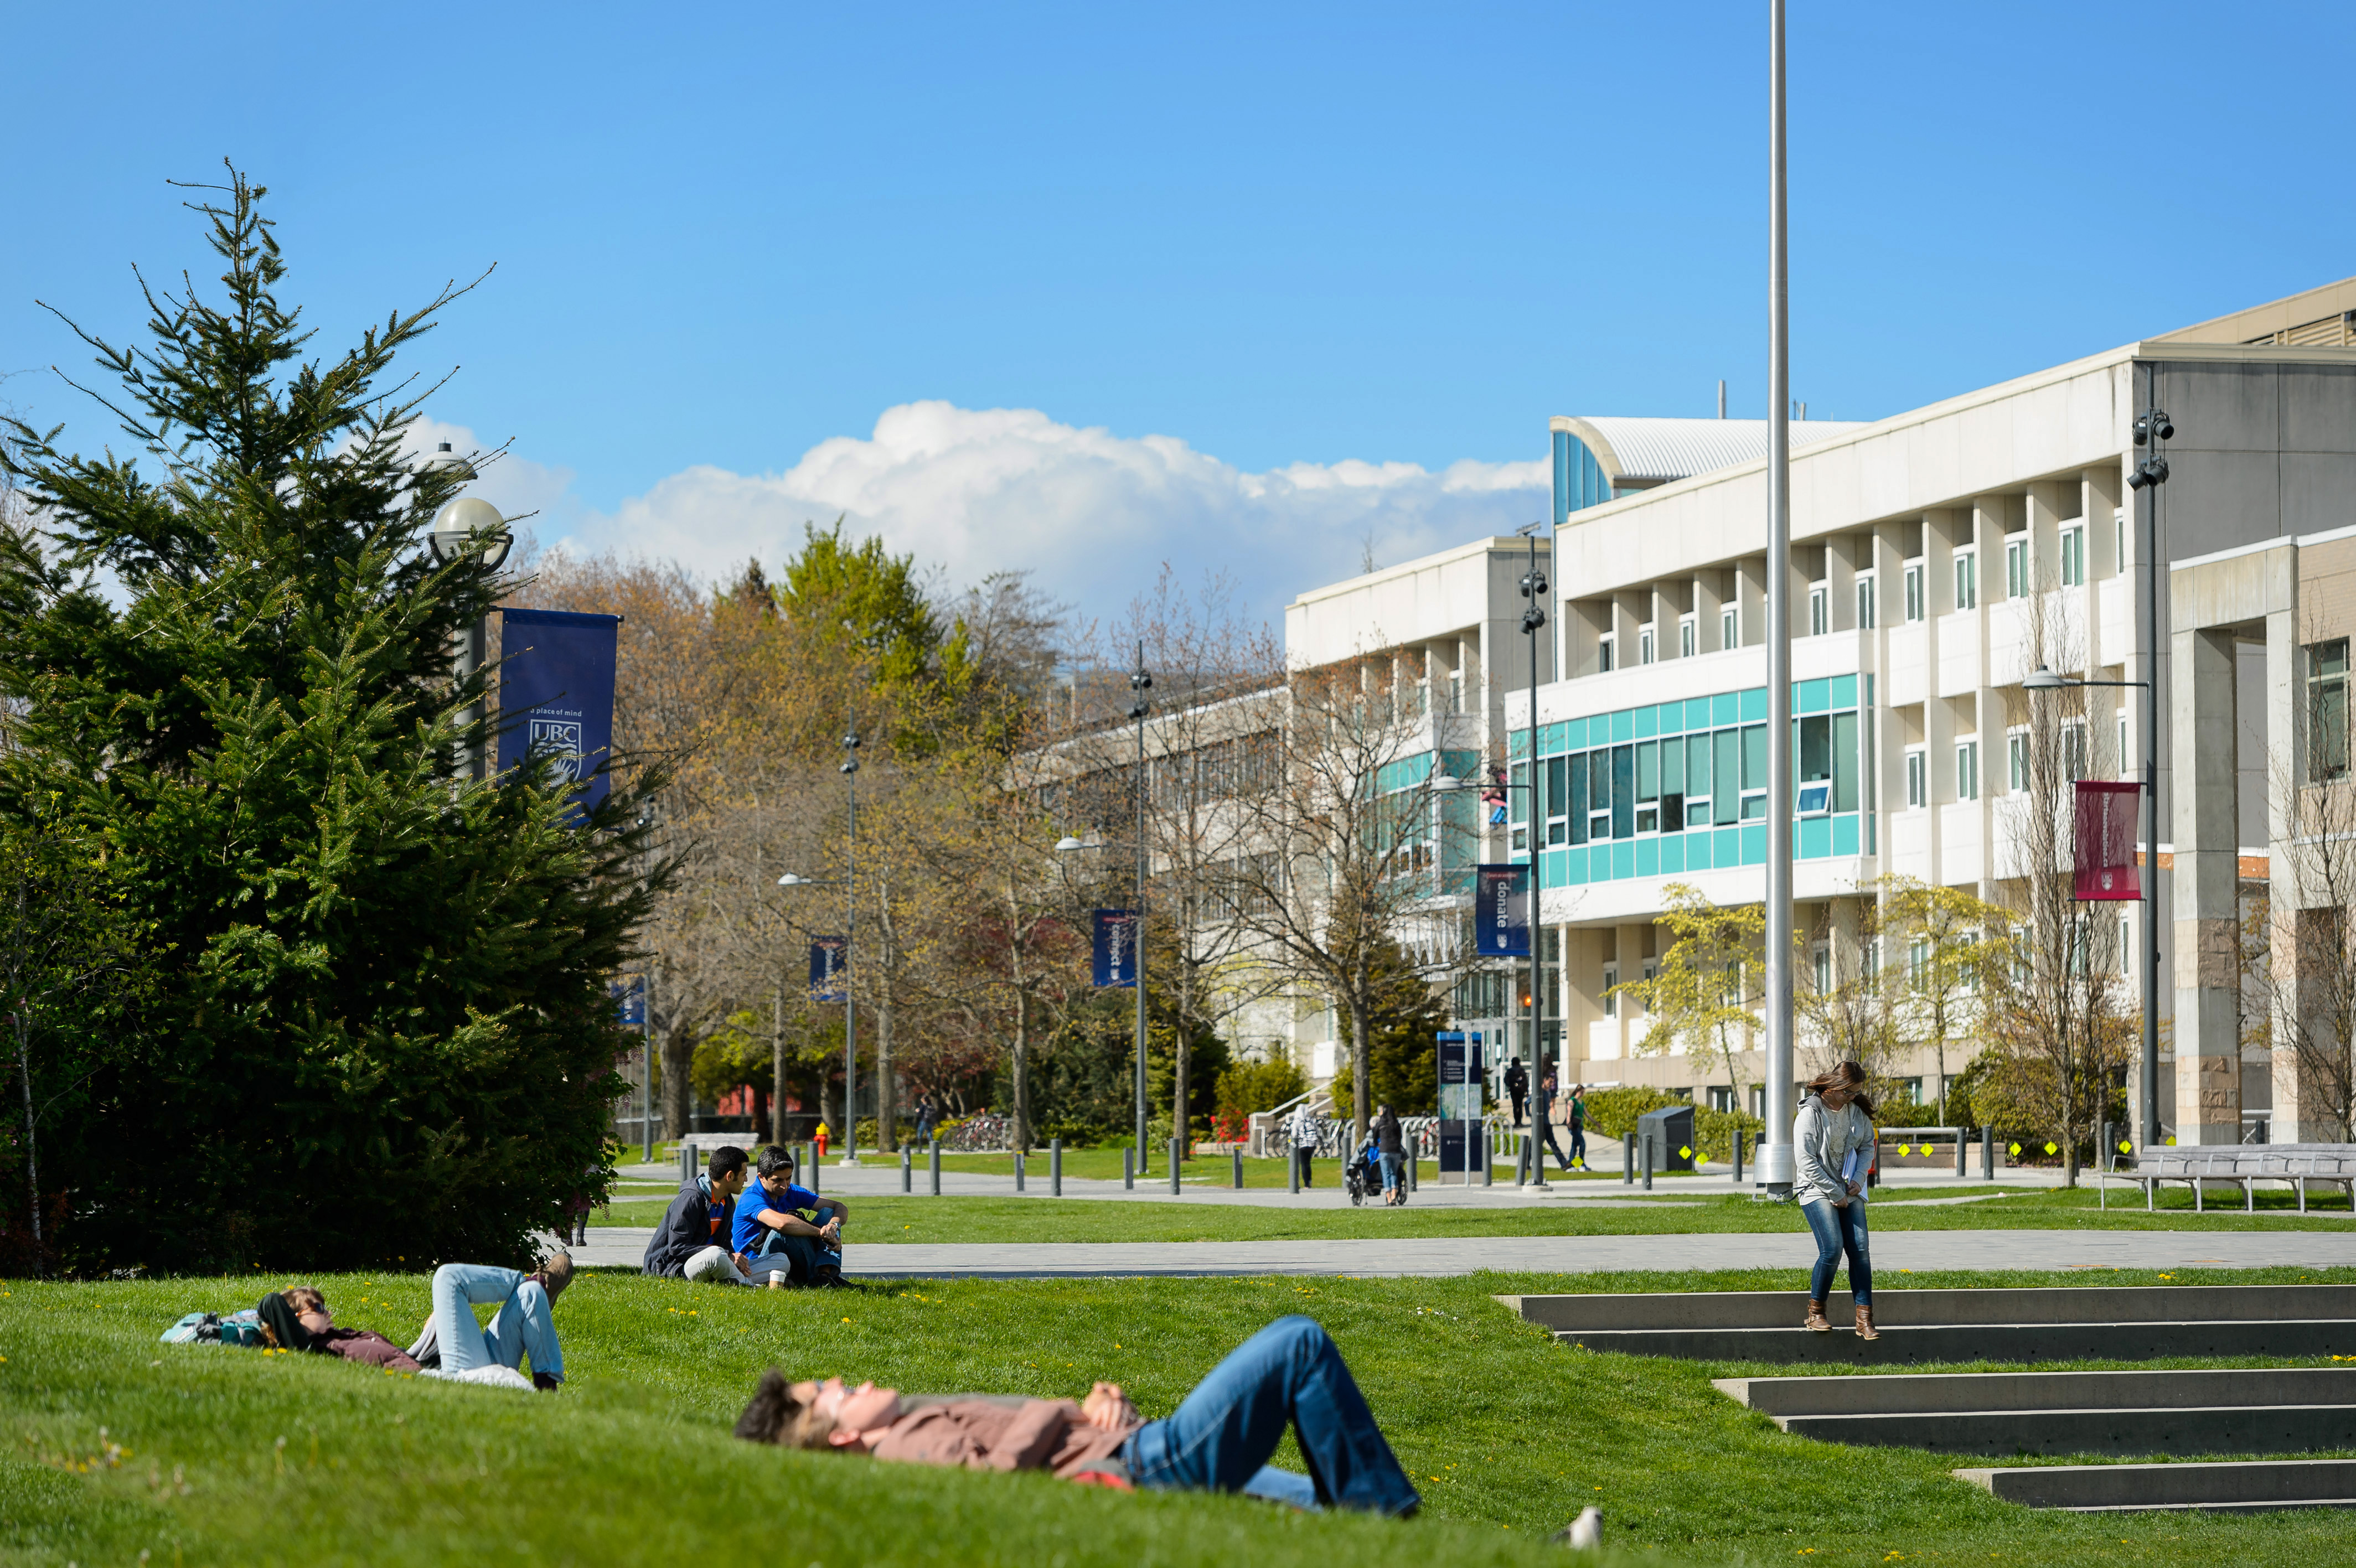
[611,977,646,1026]
[809,936,848,1003]
[1475,864,1530,957]
[1092,909,1139,988]
[496,607,621,820]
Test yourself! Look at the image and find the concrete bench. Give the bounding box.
[2099,1146,2356,1212]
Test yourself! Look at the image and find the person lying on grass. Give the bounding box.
[733,1314,1420,1516]
[645,1143,757,1284]
[404,1253,573,1390]
[256,1287,421,1370]
[732,1145,851,1288]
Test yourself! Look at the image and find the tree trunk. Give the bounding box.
[1348,995,1372,1149]
[770,976,787,1146]
[16,1019,41,1276]
[1174,959,1192,1160]
[661,1018,695,1140]
[1011,987,1031,1153]
[877,971,896,1153]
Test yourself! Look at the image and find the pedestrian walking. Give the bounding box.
[1537,1068,1572,1173]
[1504,1057,1529,1127]
[1373,1104,1406,1205]
[913,1096,938,1146]
[1567,1084,1588,1170]
[1286,1100,1321,1188]
[1794,1060,1879,1339]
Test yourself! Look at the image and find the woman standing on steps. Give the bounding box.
[1794,1060,1878,1339]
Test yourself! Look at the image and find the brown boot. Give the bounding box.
[1804,1298,1830,1333]
[1854,1303,1879,1340]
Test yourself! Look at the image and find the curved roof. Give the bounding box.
[1554,415,1872,490]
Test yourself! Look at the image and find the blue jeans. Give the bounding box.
[430,1263,564,1381]
[1377,1152,1404,1194]
[748,1229,841,1282]
[1124,1316,1420,1517]
[1568,1126,1588,1167]
[1802,1198,1871,1305]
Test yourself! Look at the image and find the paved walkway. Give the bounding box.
[559,1228,2356,1279]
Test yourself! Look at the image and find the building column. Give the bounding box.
[2266,601,2331,1140]
[2171,625,2241,1145]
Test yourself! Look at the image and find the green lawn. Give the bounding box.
[7,1269,2356,1566]
[588,1185,2356,1243]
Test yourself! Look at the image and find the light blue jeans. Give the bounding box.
[1124,1316,1420,1516]
[1802,1197,1871,1305]
[430,1263,565,1382]
[1377,1152,1404,1196]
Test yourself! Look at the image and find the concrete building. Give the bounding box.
[1509,277,2356,1143]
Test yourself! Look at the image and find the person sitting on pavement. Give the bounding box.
[732,1144,851,1287]
[644,1143,755,1284]
[257,1286,421,1370]
[405,1253,573,1390]
[733,1314,1420,1517]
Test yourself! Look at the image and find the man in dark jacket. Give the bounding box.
[1504,1057,1529,1126]
[643,1144,752,1282]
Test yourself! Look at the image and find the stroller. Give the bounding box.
[1343,1135,1400,1207]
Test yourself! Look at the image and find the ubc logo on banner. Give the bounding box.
[1475,864,1530,956]
[2071,780,2143,903]
[809,936,848,1003]
[1092,909,1138,988]
[529,717,588,782]
[611,977,645,1026]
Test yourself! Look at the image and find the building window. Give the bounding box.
[2007,730,2027,793]
[2004,533,2029,599]
[1907,937,1929,984]
[1808,581,1829,636]
[1707,1085,1734,1113]
[2063,721,2087,783]
[2310,639,2351,783]
[1740,722,1768,819]
[1856,572,1877,630]
[1905,747,1927,808]
[2060,525,2085,587]
[1722,607,1738,649]
[1953,548,1978,612]
[2118,714,2130,776]
[1955,739,1980,801]
[1680,615,1697,659]
[1903,559,1925,623]
[1601,963,1619,1017]
[1639,624,1656,665]
[1811,944,1831,995]
[2115,508,2128,575]
[2119,913,2134,976]
[1597,634,1615,674]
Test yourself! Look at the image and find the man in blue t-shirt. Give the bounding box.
[733,1144,852,1287]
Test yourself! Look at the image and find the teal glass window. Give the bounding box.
[1611,745,1635,840]
[1569,748,1588,845]
[1833,711,1861,813]
[1714,731,1739,825]
[1545,755,1568,846]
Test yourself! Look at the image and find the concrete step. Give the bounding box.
[1717,1366,2356,1415]
[1956,1459,2356,1512]
[1552,1319,2356,1363]
[1501,1285,2356,1331]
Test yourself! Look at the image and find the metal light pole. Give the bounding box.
[841,728,861,1165]
[1130,650,1153,1165]
[1759,0,1798,1197]
[1518,525,1551,1189]
[2126,396,2174,1147]
[420,443,513,783]
[638,800,658,1162]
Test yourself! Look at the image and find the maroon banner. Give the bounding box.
[2073,780,2142,901]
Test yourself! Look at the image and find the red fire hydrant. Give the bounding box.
[815,1122,830,1160]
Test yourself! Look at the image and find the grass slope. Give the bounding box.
[7,1270,2356,1566]
[592,1187,2356,1243]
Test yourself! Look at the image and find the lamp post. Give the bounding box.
[1057,649,1152,1166]
[2124,401,2174,1148]
[2025,660,2158,1150]
[1759,0,1798,1199]
[775,724,862,1166]
[419,444,513,783]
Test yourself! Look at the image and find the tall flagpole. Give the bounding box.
[1759,0,1797,1197]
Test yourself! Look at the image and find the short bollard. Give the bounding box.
[1518,1140,1532,1185]
[1289,1147,1300,1194]
[1051,1137,1063,1197]
[2099,1121,2113,1176]
[929,1140,942,1196]
[1232,1148,1244,1189]
[1642,1139,1654,1191]
[1480,1130,1492,1187]
[1623,1138,1634,1186]
[901,1145,912,1193]
[679,1141,697,1183]
[1169,1137,1182,1195]
[1733,1130,1745,1184]
[808,1146,822,1197]
[1015,1149,1026,1193]
[1980,1124,1995,1181]
[1956,1125,1970,1178]
[1123,1145,1134,1189]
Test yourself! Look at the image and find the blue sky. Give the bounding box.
[8,2,2353,623]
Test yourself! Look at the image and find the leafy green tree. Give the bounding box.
[0,168,662,1271]
[1609,883,1765,1112]
[1341,933,1449,1117]
[1878,874,2010,1124]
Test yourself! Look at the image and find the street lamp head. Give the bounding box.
[416,441,478,482]
[1429,772,1466,793]
[2127,456,2170,491]
[2022,666,2069,691]
[427,496,513,569]
[778,872,810,886]
[1054,836,1086,853]
[1520,568,1548,599]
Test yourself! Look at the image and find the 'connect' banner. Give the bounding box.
[1475,864,1530,956]
[2073,780,2143,902]
[1092,909,1139,987]
[496,607,621,821]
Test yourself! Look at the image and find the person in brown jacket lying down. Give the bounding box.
[734,1315,1420,1515]
[257,1286,421,1371]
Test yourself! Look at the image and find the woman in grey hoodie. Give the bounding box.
[1792,1060,1879,1338]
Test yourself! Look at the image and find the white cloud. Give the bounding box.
[535,401,1547,625]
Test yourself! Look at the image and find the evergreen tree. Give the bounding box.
[1345,934,1449,1116]
[0,168,662,1271]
